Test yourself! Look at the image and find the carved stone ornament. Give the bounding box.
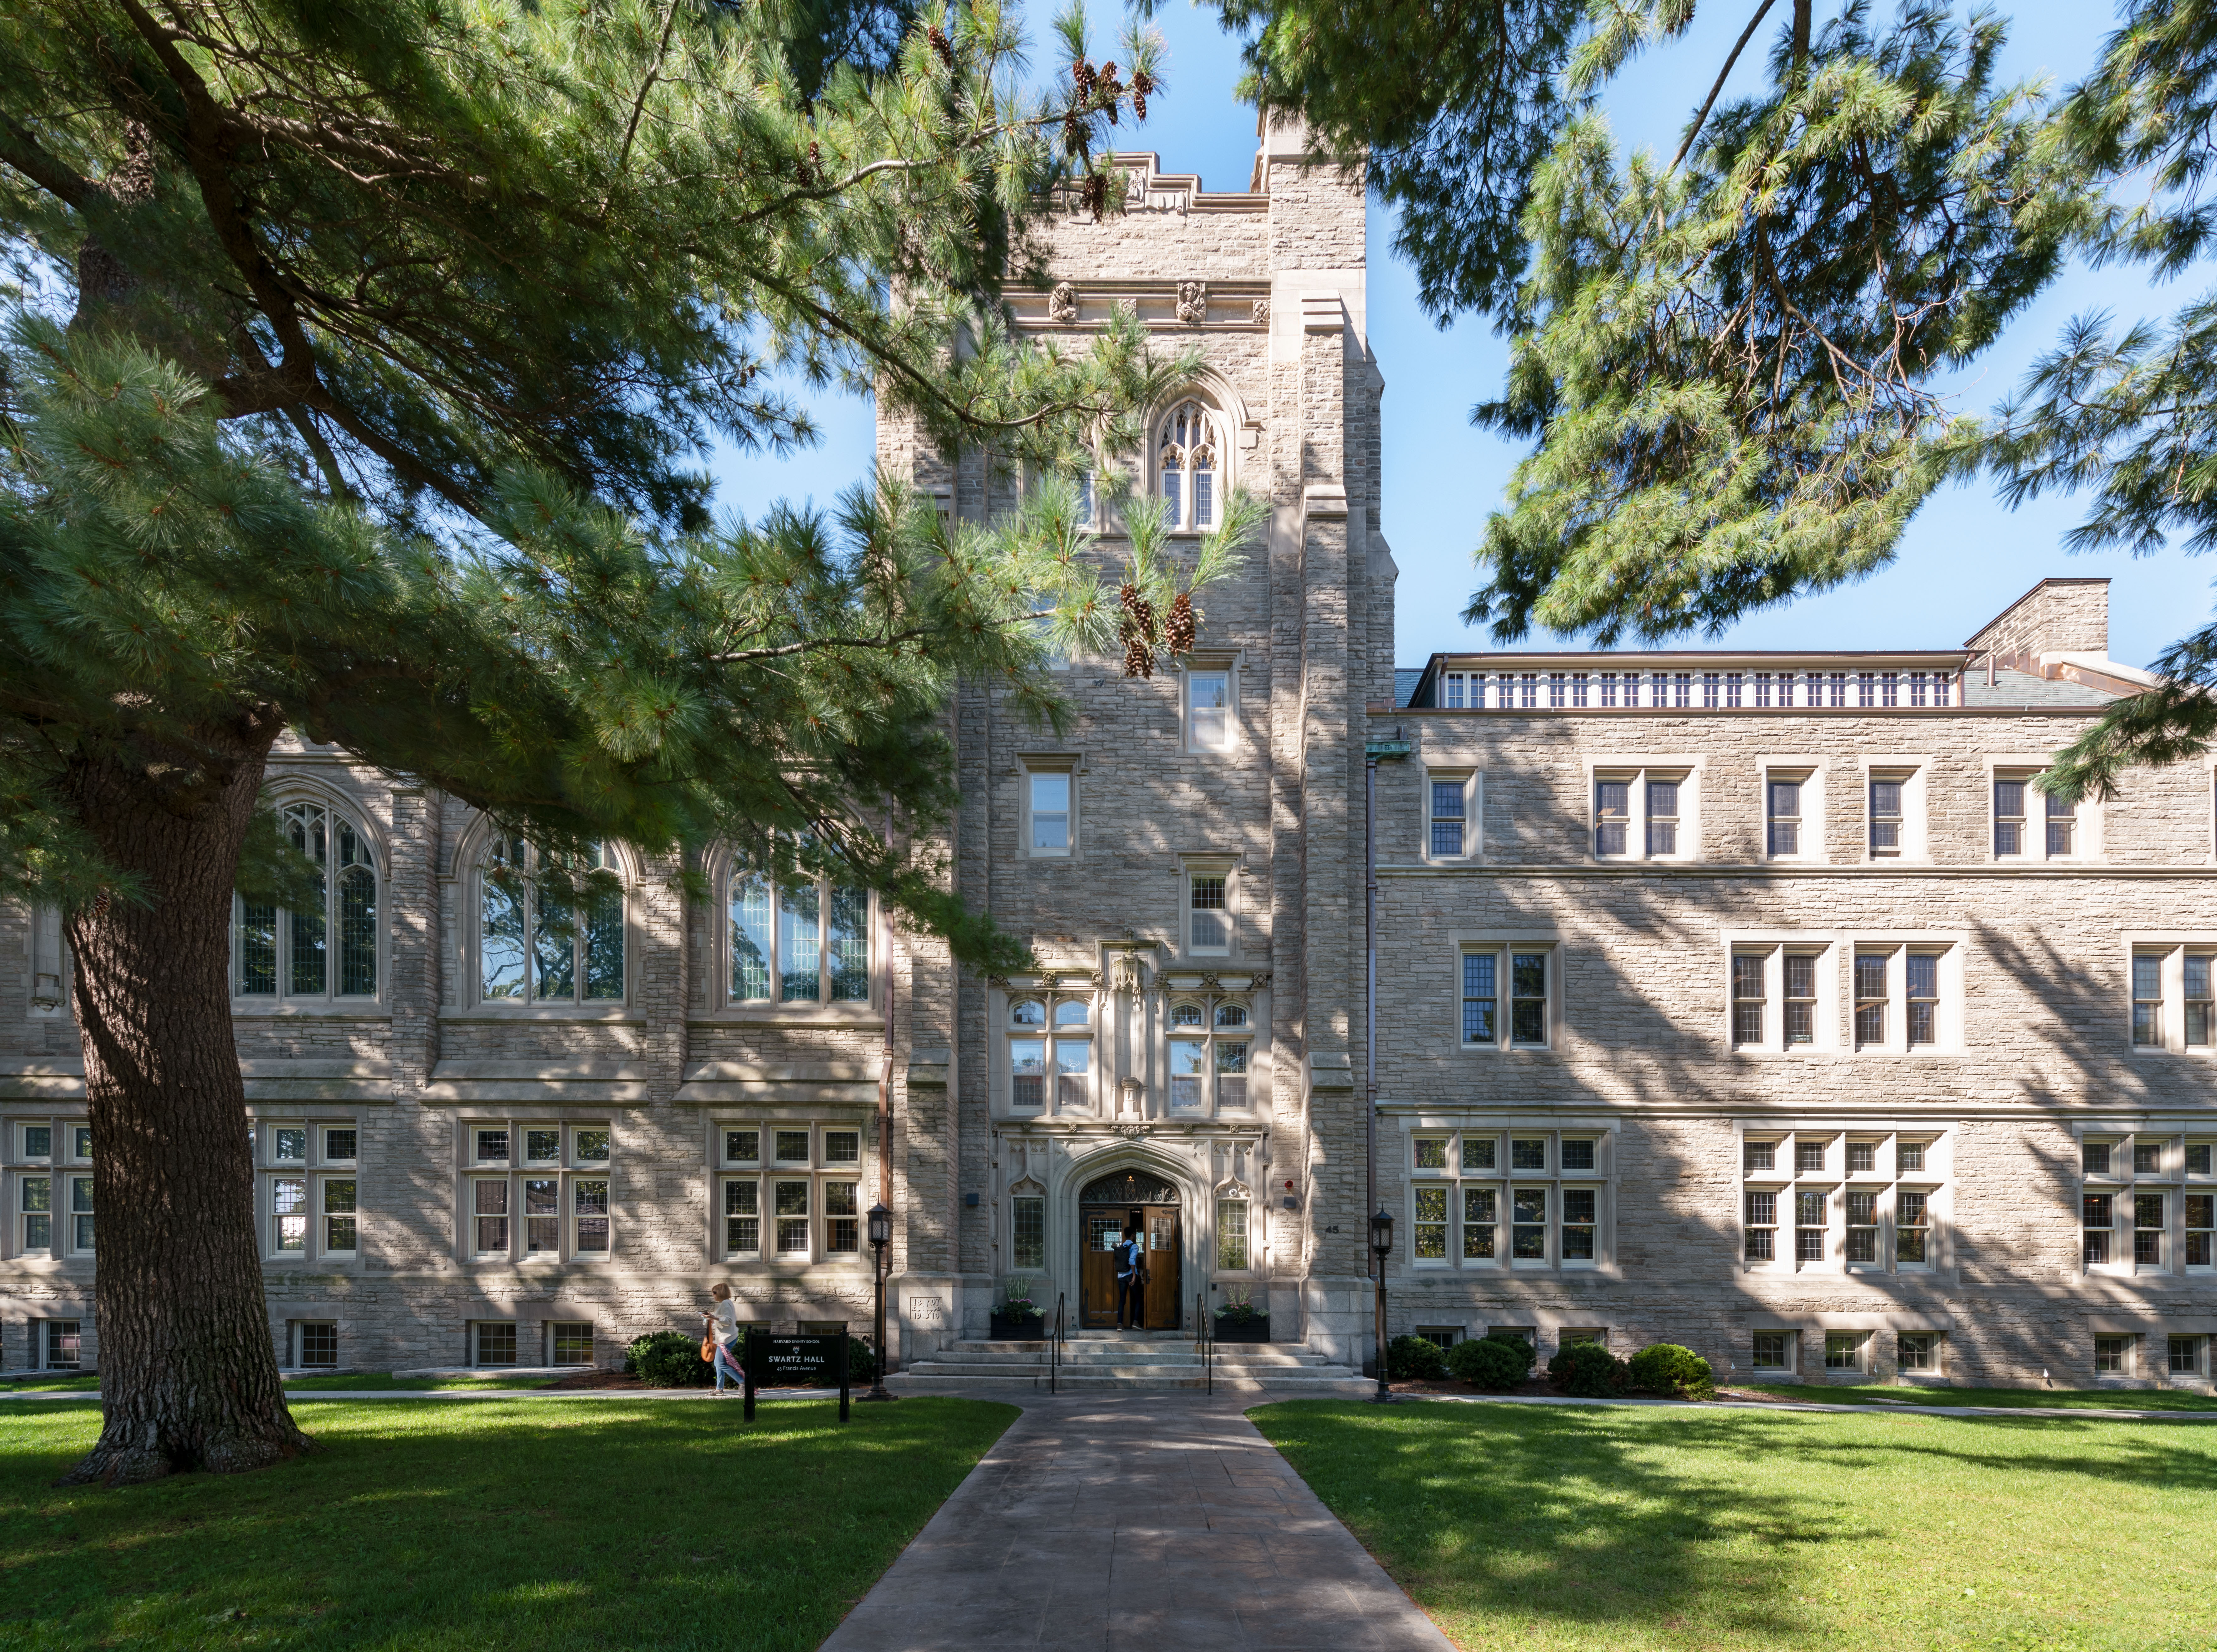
[1176,281,1208,326]
[1251,298,1270,326]
[1113,1123,1150,1140]
[1047,282,1079,324]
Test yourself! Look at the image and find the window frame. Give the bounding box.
[2081,1126,2209,1278]
[258,1119,363,1263]
[1586,760,1699,863]
[473,836,629,1010]
[1182,661,1238,754]
[721,853,875,1012]
[1022,760,1079,860]
[457,1118,618,1264]
[1740,1124,1947,1278]
[1006,990,1098,1116]
[1404,1125,1612,1274]
[1423,769,1480,863]
[711,1118,875,1268]
[231,796,384,1009]
[2124,939,2217,1057]
[1456,939,1561,1052]
[1165,993,1255,1117]
[1760,762,1824,863]
[1988,760,2100,864]
[1154,395,1227,532]
[1183,862,1236,957]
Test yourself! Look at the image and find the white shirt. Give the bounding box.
[707,1298,739,1342]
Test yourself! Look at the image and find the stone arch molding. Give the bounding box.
[446,808,644,886]
[1147,367,1257,447]
[1057,1144,1199,1209]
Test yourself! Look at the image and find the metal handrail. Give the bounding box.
[1051,1293,1065,1395]
[1198,1291,1212,1395]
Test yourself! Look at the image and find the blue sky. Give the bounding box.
[714,2,2215,671]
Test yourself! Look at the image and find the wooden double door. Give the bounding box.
[1077,1172,1182,1329]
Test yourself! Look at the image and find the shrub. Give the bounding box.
[845,1335,880,1385]
[1445,1333,1535,1391]
[625,1330,714,1388]
[1386,1334,1448,1381]
[1625,1342,1715,1401]
[1546,1340,1628,1397]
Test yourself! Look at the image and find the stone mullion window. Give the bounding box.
[461,1119,614,1264]
[1408,1127,1608,1272]
[713,1120,865,1266]
[478,838,626,1006]
[726,859,871,1008]
[1742,1128,1943,1276]
[233,799,382,1005]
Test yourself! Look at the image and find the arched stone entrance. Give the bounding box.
[1077,1168,1182,1329]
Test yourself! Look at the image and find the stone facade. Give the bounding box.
[5,126,2214,1392]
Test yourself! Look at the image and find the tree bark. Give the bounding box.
[57,713,310,1485]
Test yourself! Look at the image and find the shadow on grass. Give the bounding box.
[0,1396,1014,1652]
[1252,1398,2217,1647]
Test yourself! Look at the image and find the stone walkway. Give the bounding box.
[819,1390,1456,1652]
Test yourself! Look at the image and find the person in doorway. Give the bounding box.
[1115,1226,1146,1331]
[703,1281,745,1393]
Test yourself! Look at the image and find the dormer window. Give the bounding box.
[1157,399,1219,530]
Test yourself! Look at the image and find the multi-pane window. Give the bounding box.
[68,1174,94,1252]
[1166,998,1254,1114]
[261,1121,360,1261]
[1216,1196,1251,1269]
[718,1122,870,1264]
[1899,1331,1940,1374]
[1854,953,1887,1047]
[234,801,380,1003]
[2086,1132,2215,1274]
[475,1322,518,1367]
[2095,1334,2134,1375]
[1187,868,1231,952]
[1009,995,1095,1113]
[1994,778,2027,856]
[1157,399,1219,529]
[1187,669,1233,750]
[1593,771,1686,858]
[1824,1332,1866,1373]
[2169,1335,2204,1376]
[1013,1195,1046,1269]
[727,857,870,1006]
[1731,954,1766,1046]
[2127,945,2217,1052]
[1429,777,1469,857]
[1869,777,1903,857]
[2047,789,2077,856]
[465,1121,615,1262]
[552,1323,595,1365]
[1766,778,1803,857]
[1751,1331,1792,1372]
[43,1320,82,1370]
[1028,770,1073,856]
[1743,1129,1940,1273]
[19,1175,51,1253]
[1461,948,1552,1047]
[298,1322,339,1369]
[480,838,624,1005]
[1906,953,1940,1046]
[1410,1129,1606,1269]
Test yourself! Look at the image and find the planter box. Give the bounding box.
[988,1312,1047,1341]
[1212,1315,1271,1344]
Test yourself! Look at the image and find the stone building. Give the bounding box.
[3,122,2213,1389]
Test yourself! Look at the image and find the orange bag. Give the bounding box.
[700,1336,716,1364]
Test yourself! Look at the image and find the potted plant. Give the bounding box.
[988,1278,1047,1341]
[1212,1285,1270,1343]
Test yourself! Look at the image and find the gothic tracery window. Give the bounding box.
[234,801,379,1002]
[1157,398,1219,530]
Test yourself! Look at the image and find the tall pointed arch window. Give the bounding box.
[1156,398,1219,530]
[479,839,625,1005]
[234,802,380,1002]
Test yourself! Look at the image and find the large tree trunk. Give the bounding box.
[58,715,310,1485]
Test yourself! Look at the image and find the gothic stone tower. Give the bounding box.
[880,120,1395,1361]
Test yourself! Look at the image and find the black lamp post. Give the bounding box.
[1369,1204,1394,1403]
[861,1202,896,1402]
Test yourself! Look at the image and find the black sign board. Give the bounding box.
[742,1331,850,1422]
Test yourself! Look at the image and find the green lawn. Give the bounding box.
[1743,1381,2217,1412]
[281,1373,557,1392]
[0,1376,98,1393]
[1254,1398,2217,1652]
[0,1396,1014,1651]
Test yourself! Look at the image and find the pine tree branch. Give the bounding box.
[0,110,94,207]
[1669,0,1779,174]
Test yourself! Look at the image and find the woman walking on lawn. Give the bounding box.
[703,1282,745,1394]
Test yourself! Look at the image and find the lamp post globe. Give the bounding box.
[861,1202,896,1402]
[1370,1205,1394,1259]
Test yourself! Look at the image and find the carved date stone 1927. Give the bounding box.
[1176,280,1207,325]
[1047,281,1079,324]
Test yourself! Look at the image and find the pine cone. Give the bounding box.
[1132,68,1152,123]
[1166,590,1195,657]
[1119,583,1156,678]
[928,24,955,66]
[1073,58,1095,98]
